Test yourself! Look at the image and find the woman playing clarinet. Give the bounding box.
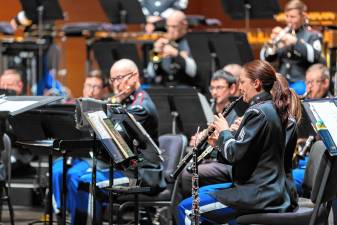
[177,60,293,224]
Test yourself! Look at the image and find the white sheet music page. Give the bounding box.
[0,100,38,113]
[85,111,110,139]
[309,101,337,146]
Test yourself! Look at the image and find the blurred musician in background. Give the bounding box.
[139,0,189,33]
[223,64,243,97]
[147,10,197,87]
[181,70,239,197]
[0,69,24,95]
[305,63,332,99]
[9,6,65,96]
[260,0,324,96]
[72,59,164,225]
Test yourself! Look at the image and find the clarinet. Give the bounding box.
[170,96,243,180]
[190,128,200,225]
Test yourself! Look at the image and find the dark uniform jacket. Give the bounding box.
[122,87,159,143]
[211,92,291,212]
[148,37,197,87]
[261,26,323,82]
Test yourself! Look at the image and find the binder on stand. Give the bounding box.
[302,98,337,156]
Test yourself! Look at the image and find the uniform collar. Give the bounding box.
[249,92,272,106]
[121,87,142,105]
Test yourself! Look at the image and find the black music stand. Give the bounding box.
[85,107,162,225]
[220,0,280,29]
[0,96,61,225]
[186,31,253,93]
[92,40,142,78]
[147,87,214,139]
[98,0,146,25]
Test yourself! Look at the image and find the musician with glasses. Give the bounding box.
[146,10,197,87]
[260,0,324,96]
[178,60,292,225]
[304,63,332,99]
[72,59,164,225]
[181,70,242,197]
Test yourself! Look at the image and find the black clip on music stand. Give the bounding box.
[102,105,162,225]
[18,0,63,94]
[220,0,280,29]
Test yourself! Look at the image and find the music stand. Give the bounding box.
[220,0,280,29]
[186,31,253,94]
[98,0,146,25]
[19,0,63,22]
[148,87,214,139]
[92,40,142,78]
[85,108,161,225]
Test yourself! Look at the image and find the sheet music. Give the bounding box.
[85,111,110,139]
[309,101,337,146]
[0,100,38,113]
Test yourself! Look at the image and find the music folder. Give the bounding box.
[302,98,337,156]
[85,110,136,169]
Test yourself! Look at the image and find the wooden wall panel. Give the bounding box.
[0,0,334,97]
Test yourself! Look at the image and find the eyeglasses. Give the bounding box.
[110,72,135,83]
[166,24,180,29]
[209,85,228,92]
[305,79,324,85]
[84,83,103,90]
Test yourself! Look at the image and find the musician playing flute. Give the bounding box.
[178,60,293,225]
[260,0,324,96]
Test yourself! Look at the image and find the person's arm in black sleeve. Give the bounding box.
[217,108,266,164]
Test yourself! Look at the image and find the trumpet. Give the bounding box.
[149,37,178,63]
[271,26,292,46]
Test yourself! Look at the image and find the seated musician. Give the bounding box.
[72,59,164,225]
[178,60,293,224]
[0,69,24,95]
[146,10,197,87]
[181,69,241,197]
[52,73,106,218]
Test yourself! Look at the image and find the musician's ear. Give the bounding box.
[254,79,262,92]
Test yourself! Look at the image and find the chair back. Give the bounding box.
[159,134,187,202]
[302,141,326,197]
[310,145,337,204]
[159,134,187,180]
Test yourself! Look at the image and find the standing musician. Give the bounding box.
[178,60,292,224]
[147,10,197,86]
[260,0,324,96]
[72,59,165,225]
